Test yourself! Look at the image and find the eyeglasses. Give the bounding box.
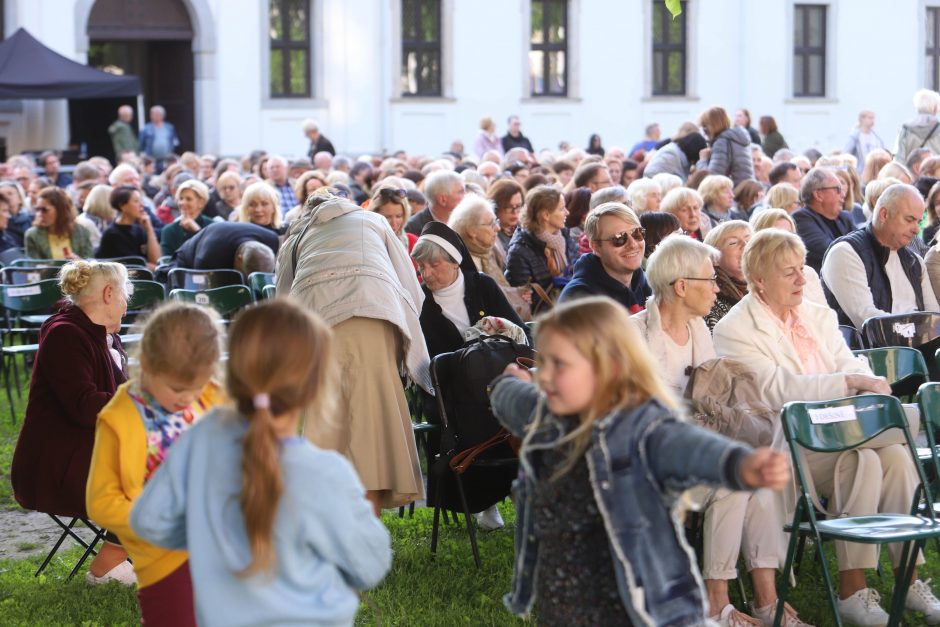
[34,206,52,214]
[670,274,718,286]
[379,187,407,199]
[479,219,497,228]
[597,228,645,247]
[503,203,523,214]
[817,186,843,194]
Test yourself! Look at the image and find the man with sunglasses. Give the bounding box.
[558,203,651,313]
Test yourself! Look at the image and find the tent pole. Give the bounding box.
[136,94,144,132]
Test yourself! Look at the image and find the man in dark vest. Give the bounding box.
[821,183,938,328]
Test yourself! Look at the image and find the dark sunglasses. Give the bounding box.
[598,228,645,247]
[379,187,407,199]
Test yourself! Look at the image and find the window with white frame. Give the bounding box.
[268,0,312,98]
[529,0,568,97]
[793,4,826,98]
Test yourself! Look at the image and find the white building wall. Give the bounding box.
[2,0,939,160]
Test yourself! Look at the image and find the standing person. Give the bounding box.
[87,303,224,626]
[629,123,662,156]
[139,106,180,173]
[586,134,605,157]
[895,89,940,164]
[489,296,790,626]
[759,116,789,159]
[131,300,392,627]
[735,109,762,145]
[474,116,503,159]
[302,118,336,158]
[11,261,134,584]
[697,107,756,186]
[501,115,535,154]
[108,105,139,158]
[844,110,885,175]
[96,186,161,265]
[25,187,94,259]
[276,193,431,517]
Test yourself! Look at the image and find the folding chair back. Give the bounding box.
[127,280,166,314]
[261,284,276,300]
[169,285,253,318]
[96,256,149,267]
[853,347,929,399]
[917,382,940,482]
[247,272,275,301]
[167,268,244,291]
[861,311,940,380]
[0,278,62,316]
[124,265,154,281]
[10,258,68,268]
[839,324,864,350]
[1,266,62,285]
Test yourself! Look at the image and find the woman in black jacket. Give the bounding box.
[413,221,526,359]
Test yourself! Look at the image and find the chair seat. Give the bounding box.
[797,514,940,543]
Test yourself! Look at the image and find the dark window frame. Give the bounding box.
[401,0,442,97]
[529,0,568,97]
[793,4,827,98]
[928,6,940,91]
[651,0,687,96]
[269,0,312,99]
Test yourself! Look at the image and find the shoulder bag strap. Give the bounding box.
[921,122,940,148]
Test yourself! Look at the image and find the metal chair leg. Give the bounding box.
[454,474,481,568]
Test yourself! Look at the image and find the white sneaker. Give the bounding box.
[472,504,504,530]
[753,602,814,627]
[711,604,761,627]
[85,560,137,586]
[837,588,888,627]
[906,579,940,625]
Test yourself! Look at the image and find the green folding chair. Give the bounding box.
[261,284,276,300]
[774,394,940,627]
[916,382,940,496]
[247,272,275,301]
[127,280,166,317]
[853,347,929,401]
[9,258,68,268]
[169,285,253,318]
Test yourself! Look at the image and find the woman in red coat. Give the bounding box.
[11,260,135,585]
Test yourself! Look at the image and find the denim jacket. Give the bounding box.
[489,375,752,626]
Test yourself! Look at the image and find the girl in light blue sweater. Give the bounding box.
[131,300,392,627]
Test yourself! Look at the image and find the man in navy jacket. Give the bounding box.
[792,167,857,272]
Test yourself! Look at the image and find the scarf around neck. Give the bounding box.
[538,230,567,277]
[715,265,748,304]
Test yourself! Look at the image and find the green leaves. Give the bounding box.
[665,0,682,18]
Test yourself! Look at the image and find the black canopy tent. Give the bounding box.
[0,28,142,162]
[0,27,140,99]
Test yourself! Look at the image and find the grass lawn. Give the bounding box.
[0,368,939,625]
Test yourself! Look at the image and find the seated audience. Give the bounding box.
[792,168,856,272]
[174,221,278,272]
[95,186,160,264]
[762,182,800,215]
[160,179,215,256]
[81,184,116,248]
[558,203,651,313]
[204,171,241,220]
[750,208,827,305]
[662,186,710,240]
[405,170,465,236]
[714,228,940,625]
[0,180,32,246]
[488,179,525,255]
[699,175,735,225]
[626,178,662,214]
[369,185,417,254]
[703,220,752,331]
[638,211,680,262]
[822,183,938,328]
[0,194,19,253]
[731,180,765,222]
[237,181,285,235]
[26,187,95,259]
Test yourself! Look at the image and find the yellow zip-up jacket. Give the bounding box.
[86,380,224,588]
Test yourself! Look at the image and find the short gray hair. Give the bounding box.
[799,167,836,205]
[703,219,751,249]
[301,118,319,133]
[652,172,683,196]
[410,238,457,265]
[108,163,139,186]
[424,170,463,206]
[661,187,703,215]
[646,235,719,302]
[626,178,661,212]
[914,88,940,115]
[873,183,923,222]
[448,194,494,239]
[589,185,628,210]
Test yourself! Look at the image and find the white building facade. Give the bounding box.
[1,0,938,160]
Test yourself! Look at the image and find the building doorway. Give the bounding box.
[72,0,194,162]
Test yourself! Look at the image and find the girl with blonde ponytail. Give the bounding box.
[131,300,392,627]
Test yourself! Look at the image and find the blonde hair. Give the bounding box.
[583,202,639,242]
[226,300,335,576]
[520,185,562,234]
[763,182,800,212]
[741,229,806,292]
[136,302,223,382]
[861,149,892,185]
[82,184,116,221]
[698,175,733,207]
[238,182,283,228]
[175,179,210,204]
[877,161,913,184]
[751,208,795,232]
[864,177,902,217]
[703,219,751,249]
[626,178,661,213]
[530,297,678,479]
[59,260,128,305]
[370,183,414,223]
[661,186,703,215]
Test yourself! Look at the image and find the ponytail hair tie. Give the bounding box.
[252,393,270,410]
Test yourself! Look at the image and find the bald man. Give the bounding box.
[821,183,939,328]
[108,105,139,157]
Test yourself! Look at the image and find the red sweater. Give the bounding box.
[11,305,127,518]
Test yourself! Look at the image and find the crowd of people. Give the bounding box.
[10,89,940,625]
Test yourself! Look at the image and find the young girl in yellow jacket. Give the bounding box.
[87,302,224,626]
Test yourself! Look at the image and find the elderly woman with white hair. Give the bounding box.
[448,194,532,320]
[626,178,662,214]
[714,229,940,625]
[159,179,215,256]
[634,234,809,627]
[238,181,285,235]
[662,186,712,240]
[896,88,940,163]
[703,220,752,331]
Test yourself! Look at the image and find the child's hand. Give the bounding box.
[502,363,533,383]
[739,448,790,491]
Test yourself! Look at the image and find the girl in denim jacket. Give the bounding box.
[490,296,789,626]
